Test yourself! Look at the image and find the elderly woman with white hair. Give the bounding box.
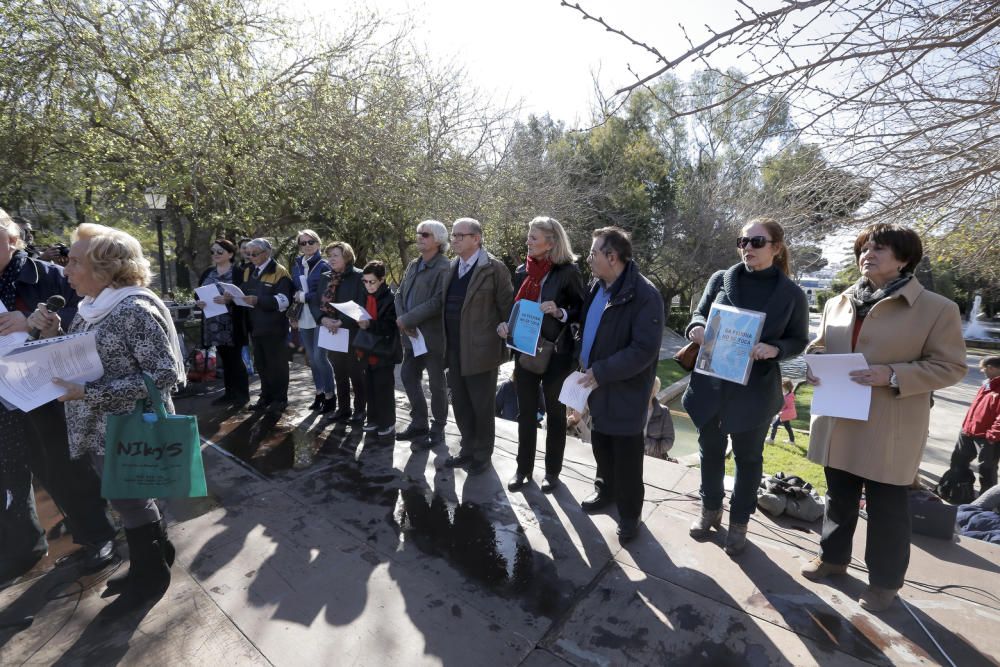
[29,222,186,616]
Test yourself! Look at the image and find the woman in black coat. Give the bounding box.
[683,218,809,555]
[355,261,403,437]
[314,241,367,425]
[195,238,249,406]
[497,217,585,493]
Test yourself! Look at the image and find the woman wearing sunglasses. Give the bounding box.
[291,230,335,413]
[683,218,809,555]
[196,238,250,406]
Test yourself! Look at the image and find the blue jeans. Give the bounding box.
[697,417,769,524]
[299,326,335,395]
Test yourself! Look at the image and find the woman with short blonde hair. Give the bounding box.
[293,229,335,413]
[30,224,185,616]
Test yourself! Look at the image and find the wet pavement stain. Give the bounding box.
[592,625,649,651]
[392,486,578,619]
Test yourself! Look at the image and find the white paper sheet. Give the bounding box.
[331,301,372,322]
[0,301,30,356]
[804,353,871,421]
[318,326,350,352]
[218,282,252,307]
[408,327,428,357]
[195,285,228,319]
[0,330,105,412]
[559,371,594,414]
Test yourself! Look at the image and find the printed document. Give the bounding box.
[408,328,428,357]
[506,300,543,356]
[218,282,252,307]
[195,285,227,319]
[318,326,350,352]
[331,301,372,322]
[804,353,871,421]
[559,371,593,413]
[0,330,104,412]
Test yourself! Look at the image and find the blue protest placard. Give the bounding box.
[507,299,544,356]
[694,303,766,385]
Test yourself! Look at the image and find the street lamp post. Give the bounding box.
[143,187,168,295]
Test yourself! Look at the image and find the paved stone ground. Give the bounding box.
[2,358,999,666]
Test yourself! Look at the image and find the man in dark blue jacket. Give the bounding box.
[577,227,664,543]
[0,212,117,583]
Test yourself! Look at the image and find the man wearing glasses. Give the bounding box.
[394,220,453,450]
[440,218,514,475]
[241,238,294,414]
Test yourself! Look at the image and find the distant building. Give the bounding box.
[797,275,833,306]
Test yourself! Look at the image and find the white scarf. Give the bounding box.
[78,286,187,387]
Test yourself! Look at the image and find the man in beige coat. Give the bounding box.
[801,223,967,612]
[440,218,514,475]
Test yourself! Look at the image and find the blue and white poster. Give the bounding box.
[507,299,544,356]
[694,303,766,385]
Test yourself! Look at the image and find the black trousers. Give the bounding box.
[1,402,116,565]
[447,350,498,464]
[950,433,999,491]
[514,353,573,477]
[591,431,645,520]
[252,334,290,404]
[217,343,250,400]
[365,364,396,429]
[820,466,911,589]
[698,418,769,524]
[331,350,367,414]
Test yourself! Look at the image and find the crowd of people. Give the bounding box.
[0,204,983,618]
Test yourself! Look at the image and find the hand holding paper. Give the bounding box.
[195,285,227,319]
[559,371,593,413]
[804,353,871,420]
[332,301,372,322]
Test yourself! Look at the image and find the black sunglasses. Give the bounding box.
[736,236,773,249]
[417,232,433,238]
[298,239,317,246]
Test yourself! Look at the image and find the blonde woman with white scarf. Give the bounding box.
[29,222,185,617]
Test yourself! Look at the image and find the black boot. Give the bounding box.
[308,393,324,411]
[103,521,174,598]
[102,522,173,610]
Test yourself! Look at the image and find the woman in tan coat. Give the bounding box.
[801,223,966,612]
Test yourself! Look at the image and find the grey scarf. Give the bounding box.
[848,273,912,318]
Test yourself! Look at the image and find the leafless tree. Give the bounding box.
[562,0,1000,268]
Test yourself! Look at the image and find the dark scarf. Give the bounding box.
[0,251,26,311]
[319,265,349,317]
[848,273,912,318]
[515,255,552,303]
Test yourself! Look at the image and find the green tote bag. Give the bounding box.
[101,374,208,499]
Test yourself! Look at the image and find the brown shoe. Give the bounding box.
[800,557,849,581]
[859,585,898,612]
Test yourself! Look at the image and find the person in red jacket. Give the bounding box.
[949,356,1000,494]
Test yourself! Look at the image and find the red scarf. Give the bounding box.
[515,255,552,303]
[360,293,379,364]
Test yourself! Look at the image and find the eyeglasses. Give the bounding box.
[450,232,474,240]
[210,249,227,255]
[362,278,380,285]
[587,249,610,260]
[247,251,264,258]
[298,239,317,246]
[417,232,433,238]
[736,236,773,249]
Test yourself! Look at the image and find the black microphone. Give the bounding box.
[28,295,66,339]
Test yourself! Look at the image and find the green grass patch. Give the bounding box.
[657,359,688,388]
[724,430,826,494]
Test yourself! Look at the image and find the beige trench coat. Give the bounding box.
[807,279,967,485]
